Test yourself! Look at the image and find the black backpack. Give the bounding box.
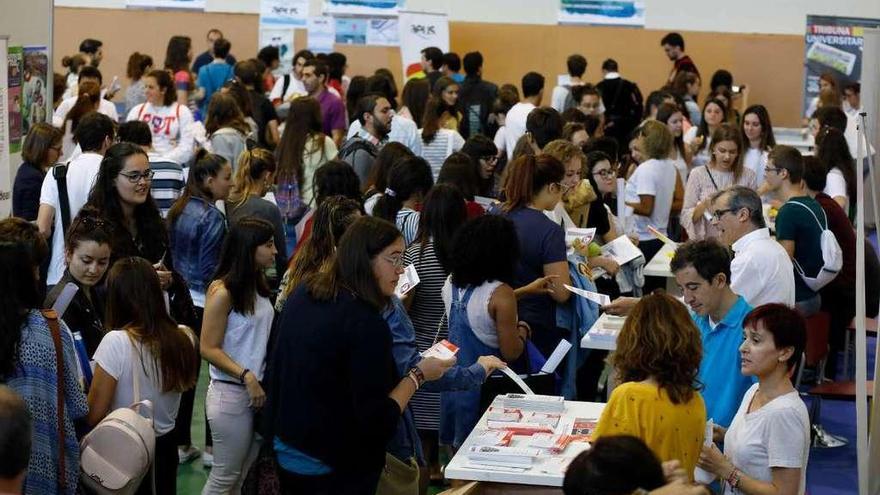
[337,136,378,165]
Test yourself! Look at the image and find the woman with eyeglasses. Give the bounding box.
[266,216,455,493]
[13,122,62,221]
[461,135,501,199]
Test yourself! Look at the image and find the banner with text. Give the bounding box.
[803,15,880,118]
[324,0,404,16]
[260,0,309,27]
[398,11,448,81]
[558,0,645,26]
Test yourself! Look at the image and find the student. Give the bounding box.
[657,102,690,186]
[364,142,416,214]
[205,92,252,170]
[267,216,454,493]
[220,78,259,138]
[276,96,338,209]
[421,77,466,177]
[0,386,33,495]
[197,38,235,117]
[269,49,313,118]
[814,126,856,219]
[295,160,364,247]
[13,123,62,221]
[594,292,706,477]
[43,213,112,359]
[88,257,198,494]
[346,76,367,124]
[373,157,435,247]
[498,154,572,357]
[192,29,237,76]
[741,105,776,191]
[56,82,102,161]
[597,59,644,147]
[710,186,796,307]
[338,94,393,187]
[436,152,484,218]
[586,150,624,231]
[441,51,464,83]
[53,65,119,134]
[325,52,348,99]
[843,82,861,116]
[347,75,423,157]
[79,38,103,67]
[504,72,545,160]
[671,71,702,126]
[763,145,827,316]
[234,60,280,149]
[0,218,88,495]
[661,32,700,83]
[117,121,185,218]
[38,112,115,286]
[441,214,528,447]
[458,51,498,138]
[698,304,809,495]
[551,54,588,113]
[399,78,431,126]
[461,134,500,198]
[127,69,196,166]
[805,72,841,119]
[300,58,345,146]
[60,53,88,100]
[643,90,676,121]
[226,149,288,287]
[125,52,153,115]
[421,46,444,87]
[165,36,195,109]
[671,240,754,428]
[200,218,277,493]
[681,123,757,240]
[563,122,590,148]
[572,84,605,121]
[257,45,281,93]
[684,99,727,168]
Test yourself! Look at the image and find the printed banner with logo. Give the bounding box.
[324,0,404,16]
[397,11,448,81]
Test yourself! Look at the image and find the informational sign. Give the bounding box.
[22,46,48,136]
[335,17,368,45]
[803,15,880,118]
[558,0,645,26]
[6,46,21,154]
[258,28,295,74]
[307,16,336,53]
[324,0,404,16]
[0,37,11,216]
[397,11,448,80]
[260,0,309,27]
[126,0,205,10]
[367,18,400,46]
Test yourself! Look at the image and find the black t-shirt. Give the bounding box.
[248,90,279,148]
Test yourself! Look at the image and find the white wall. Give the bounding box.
[55,0,880,34]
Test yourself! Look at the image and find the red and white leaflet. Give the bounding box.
[420,339,459,359]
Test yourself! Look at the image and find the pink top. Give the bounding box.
[681,164,757,240]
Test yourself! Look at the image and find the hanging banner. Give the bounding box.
[558,0,645,26]
[126,0,205,10]
[6,46,22,154]
[398,11,448,81]
[803,15,880,118]
[307,16,336,54]
[260,0,309,27]
[22,46,48,136]
[0,37,11,216]
[324,0,404,16]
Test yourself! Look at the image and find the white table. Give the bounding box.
[774,127,814,156]
[445,399,606,487]
[580,313,620,351]
[643,242,681,294]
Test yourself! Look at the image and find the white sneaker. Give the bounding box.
[178,446,201,465]
[202,451,214,468]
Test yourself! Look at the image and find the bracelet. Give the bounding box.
[239,368,250,384]
[407,373,421,391]
[726,467,741,489]
[409,367,425,387]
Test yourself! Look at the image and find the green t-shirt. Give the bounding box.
[775,196,825,301]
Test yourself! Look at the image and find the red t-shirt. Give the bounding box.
[466,200,485,219]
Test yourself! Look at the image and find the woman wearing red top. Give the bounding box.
[437,152,486,219]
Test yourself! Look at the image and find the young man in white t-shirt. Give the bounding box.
[36,113,115,287]
[504,72,545,160]
[269,49,313,120]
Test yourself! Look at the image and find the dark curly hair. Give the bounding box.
[612,292,702,405]
[450,215,519,287]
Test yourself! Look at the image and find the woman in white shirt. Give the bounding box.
[88,257,199,494]
[127,69,195,166]
[698,303,809,495]
[684,99,727,169]
[815,126,856,219]
[741,105,776,192]
[57,81,102,161]
[201,218,277,494]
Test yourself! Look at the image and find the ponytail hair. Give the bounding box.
[502,154,565,212]
[167,150,229,226]
[230,148,276,207]
[65,80,101,139]
[373,156,434,223]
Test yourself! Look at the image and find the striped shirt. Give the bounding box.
[403,239,450,430]
[419,128,465,179]
[396,208,420,247]
[148,152,185,217]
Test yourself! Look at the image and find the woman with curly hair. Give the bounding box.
[594,292,706,478]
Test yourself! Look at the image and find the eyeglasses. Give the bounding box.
[382,255,405,268]
[119,170,155,183]
[712,207,748,221]
[592,168,617,178]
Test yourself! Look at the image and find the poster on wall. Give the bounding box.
[335,17,368,45]
[398,11,448,81]
[367,19,399,46]
[324,0,404,16]
[0,37,11,215]
[258,28,295,74]
[126,0,205,10]
[558,0,645,26]
[260,0,309,27]
[22,46,48,136]
[307,17,336,53]
[6,46,22,154]
[803,15,880,119]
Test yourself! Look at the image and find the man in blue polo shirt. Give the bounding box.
[671,239,754,428]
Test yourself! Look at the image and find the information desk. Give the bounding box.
[445,398,605,487]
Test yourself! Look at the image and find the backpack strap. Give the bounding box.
[789,199,828,230]
[126,331,142,403]
[52,162,72,235]
[41,309,67,492]
[282,74,291,99]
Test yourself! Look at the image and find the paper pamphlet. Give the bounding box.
[474,195,497,209]
[540,339,573,374]
[51,282,79,315]
[564,284,611,306]
[647,225,676,246]
[600,235,642,265]
[394,264,420,297]
[565,227,596,252]
[500,367,535,395]
[421,339,459,359]
[694,419,716,484]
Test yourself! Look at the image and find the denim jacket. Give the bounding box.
[384,297,485,465]
[169,196,227,297]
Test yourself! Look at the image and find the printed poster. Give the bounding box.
[6,46,22,154]
[260,0,309,27]
[22,46,48,136]
[1,37,11,215]
[803,15,880,118]
[307,17,336,53]
[335,17,368,45]
[398,11,448,81]
[126,0,205,9]
[558,0,645,27]
[259,28,295,74]
[324,0,404,16]
[367,18,400,46]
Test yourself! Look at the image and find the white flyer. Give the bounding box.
[600,234,643,265]
[394,264,420,297]
[500,367,535,395]
[564,284,611,306]
[694,419,716,483]
[540,339,573,374]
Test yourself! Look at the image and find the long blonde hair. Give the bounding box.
[229,149,277,207]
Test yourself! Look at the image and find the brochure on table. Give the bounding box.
[445,395,606,487]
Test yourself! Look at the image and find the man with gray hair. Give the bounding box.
[710,185,795,307]
[0,385,31,495]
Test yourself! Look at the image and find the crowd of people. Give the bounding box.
[1,26,875,495]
